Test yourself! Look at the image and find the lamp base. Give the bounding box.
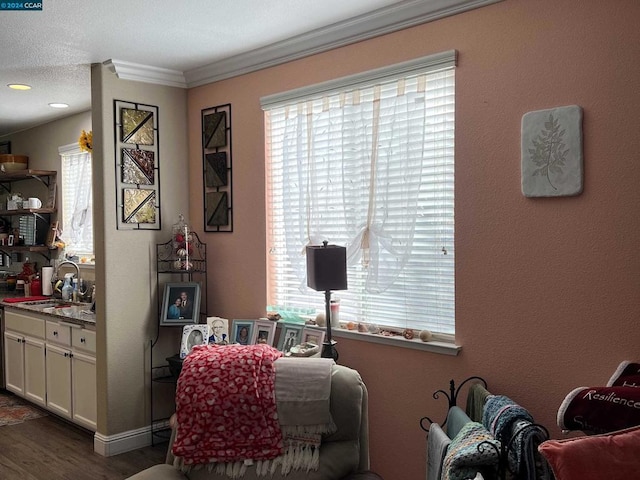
[321,339,339,361]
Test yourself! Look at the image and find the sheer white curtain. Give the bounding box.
[281,79,430,293]
[59,145,93,256]
[265,55,455,334]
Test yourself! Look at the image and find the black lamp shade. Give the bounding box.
[306,244,347,291]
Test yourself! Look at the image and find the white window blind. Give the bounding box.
[263,52,455,335]
[59,144,94,257]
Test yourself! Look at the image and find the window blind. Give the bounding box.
[264,53,455,334]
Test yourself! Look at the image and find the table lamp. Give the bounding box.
[306,241,347,360]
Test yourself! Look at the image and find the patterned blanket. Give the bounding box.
[172,344,284,467]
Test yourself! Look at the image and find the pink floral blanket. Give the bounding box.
[172,344,284,466]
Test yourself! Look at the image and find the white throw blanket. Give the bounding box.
[272,357,336,475]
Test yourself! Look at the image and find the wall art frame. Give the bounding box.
[0,141,11,154]
[114,99,161,230]
[521,105,583,197]
[202,104,232,232]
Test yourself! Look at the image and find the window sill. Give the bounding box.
[306,324,461,356]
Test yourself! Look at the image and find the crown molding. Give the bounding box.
[185,0,501,87]
[103,59,187,88]
[101,0,500,89]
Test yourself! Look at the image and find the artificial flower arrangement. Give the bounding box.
[79,129,93,152]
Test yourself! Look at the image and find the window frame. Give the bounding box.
[262,51,459,352]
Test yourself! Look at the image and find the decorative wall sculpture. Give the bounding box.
[521,105,583,197]
[114,100,161,229]
[202,104,232,232]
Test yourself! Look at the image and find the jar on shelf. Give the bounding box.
[171,214,193,270]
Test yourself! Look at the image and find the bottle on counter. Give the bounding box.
[61,274,73,301]
[31,274,42,296]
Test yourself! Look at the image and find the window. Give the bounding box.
[59,144,94,261]
[262,51,456,335]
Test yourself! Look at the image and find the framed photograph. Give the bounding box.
[207,316,229,344]
[277,324,303,354]
[230,319,255,345]
[180,324,210,359]
[252,320,277,346]
[302,327,325,347]
[0,141,10,155]
[160,282,201,326]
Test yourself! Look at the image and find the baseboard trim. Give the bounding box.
[93,420,170,457]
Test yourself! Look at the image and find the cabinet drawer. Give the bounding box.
[72,328,96,354]
[5,311,45,338]
[46,321,72,346]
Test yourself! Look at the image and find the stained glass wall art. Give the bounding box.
[202,104,232,232]
[114,100,160,230]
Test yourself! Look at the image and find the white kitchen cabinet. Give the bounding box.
[4,330,25,394]
[45,342,73,419]
[45,319,97,431]
[3,310,96,431]
[4,311,46,407]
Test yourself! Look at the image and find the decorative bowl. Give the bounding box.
[0,154,29,171]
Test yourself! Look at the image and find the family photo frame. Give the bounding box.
[302,327,325,347]
[253,320,277,346]
[180,324,210,358]
[230,319,255,345]
[207,316,230,344]
[277,324,303,354]
[160,282,201,326]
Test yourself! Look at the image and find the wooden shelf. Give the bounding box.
[0,208,56,216]
[0,169,57,180]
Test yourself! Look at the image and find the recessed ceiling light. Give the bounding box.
[8,84,31,90]
[49,103,69,109]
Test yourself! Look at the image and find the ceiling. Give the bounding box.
[0,0,498,138]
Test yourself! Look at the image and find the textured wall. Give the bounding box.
[91,64,189,435]
[187,1,640,478]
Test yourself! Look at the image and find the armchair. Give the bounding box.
[127,363,369,480]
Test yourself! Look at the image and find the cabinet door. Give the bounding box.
[4,331,25,396]
[45,343,72,419]
[72,350,97,431]
[24,337,46,407]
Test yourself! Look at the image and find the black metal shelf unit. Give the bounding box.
[150,231,207,445]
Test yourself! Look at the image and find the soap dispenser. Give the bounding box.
[61,273,74,301]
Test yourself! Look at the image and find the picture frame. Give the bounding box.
[0,141,10,155]
[160,282,201,326]
[207,316,229,345]
[180,324,210,359]
[252,320,277,346]
[277,324,303,354]
[302,327,325,347]
[230,319,255,345]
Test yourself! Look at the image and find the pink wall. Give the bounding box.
[188,1,640,478]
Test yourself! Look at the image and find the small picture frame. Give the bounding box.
[302,327,325,347]
[230,319,255,345]
[207,316,229,345]
[252,320,277,346]
[160,282,201,326]
[180,324,210,359]
[277,324,303,354]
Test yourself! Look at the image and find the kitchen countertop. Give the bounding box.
[2,297,96,326]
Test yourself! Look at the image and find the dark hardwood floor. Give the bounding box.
[0,410,167,479]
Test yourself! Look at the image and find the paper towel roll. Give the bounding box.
[42,266,53,295]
